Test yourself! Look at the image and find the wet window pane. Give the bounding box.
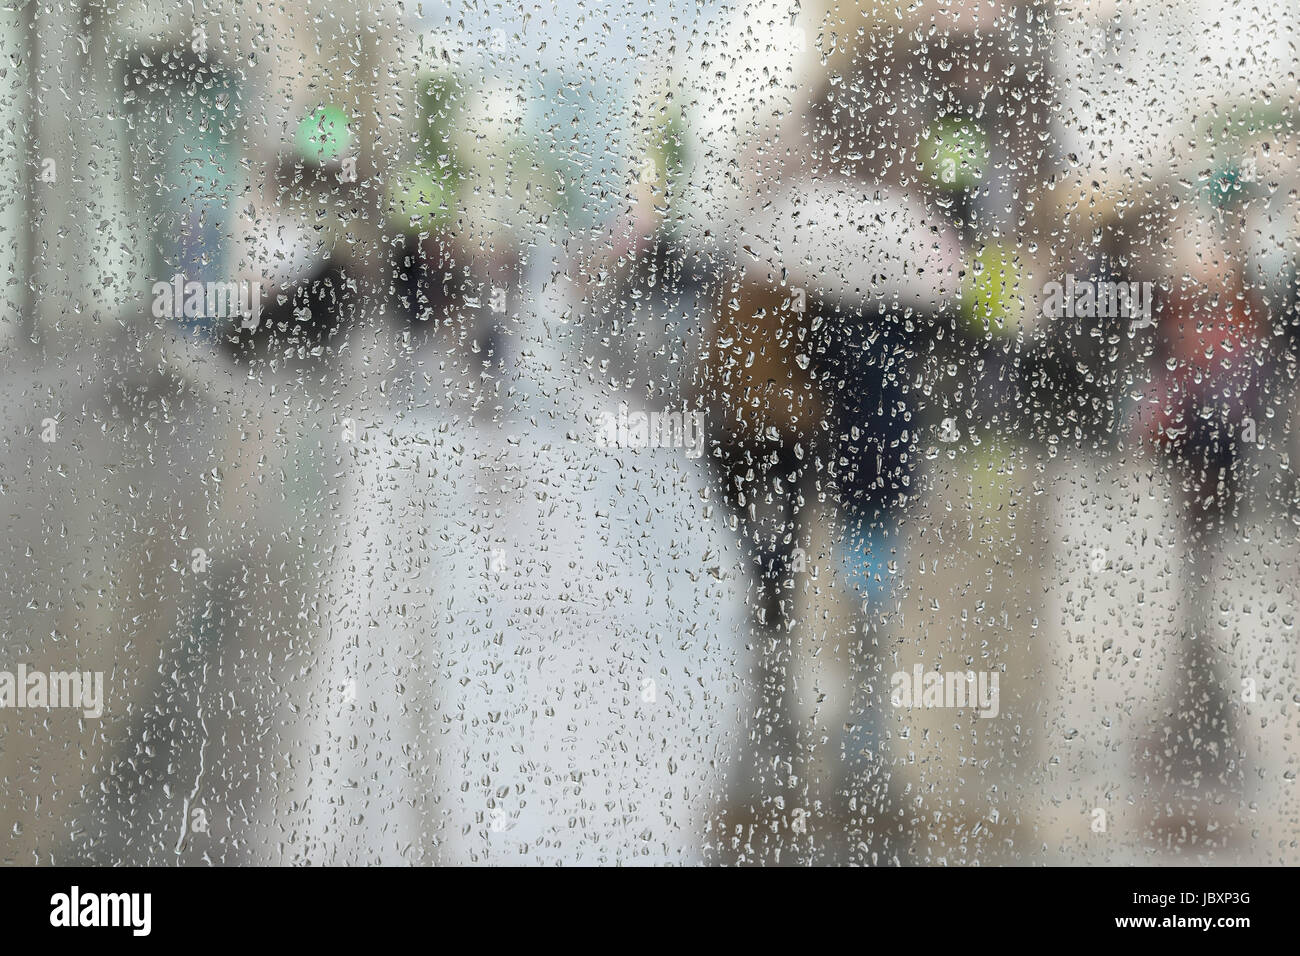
[4,0,1299,866]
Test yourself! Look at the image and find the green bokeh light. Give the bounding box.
[961,242,1023,338]
[295,105,352,163]
[921,118,989,191]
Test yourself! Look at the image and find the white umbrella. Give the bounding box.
[735,179,963,310]
[674,3,963,307]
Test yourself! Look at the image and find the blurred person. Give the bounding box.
[669,0,1050,857]
[384,65,516,391]
[1125,185,1271,836]
[797,2,1049,855]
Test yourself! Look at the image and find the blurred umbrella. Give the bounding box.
[735,180,962,311]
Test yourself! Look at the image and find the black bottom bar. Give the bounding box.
[0,866,1273,944]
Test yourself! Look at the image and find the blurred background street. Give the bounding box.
[1,0,1299,865]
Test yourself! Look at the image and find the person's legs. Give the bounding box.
[810,306,917,785]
